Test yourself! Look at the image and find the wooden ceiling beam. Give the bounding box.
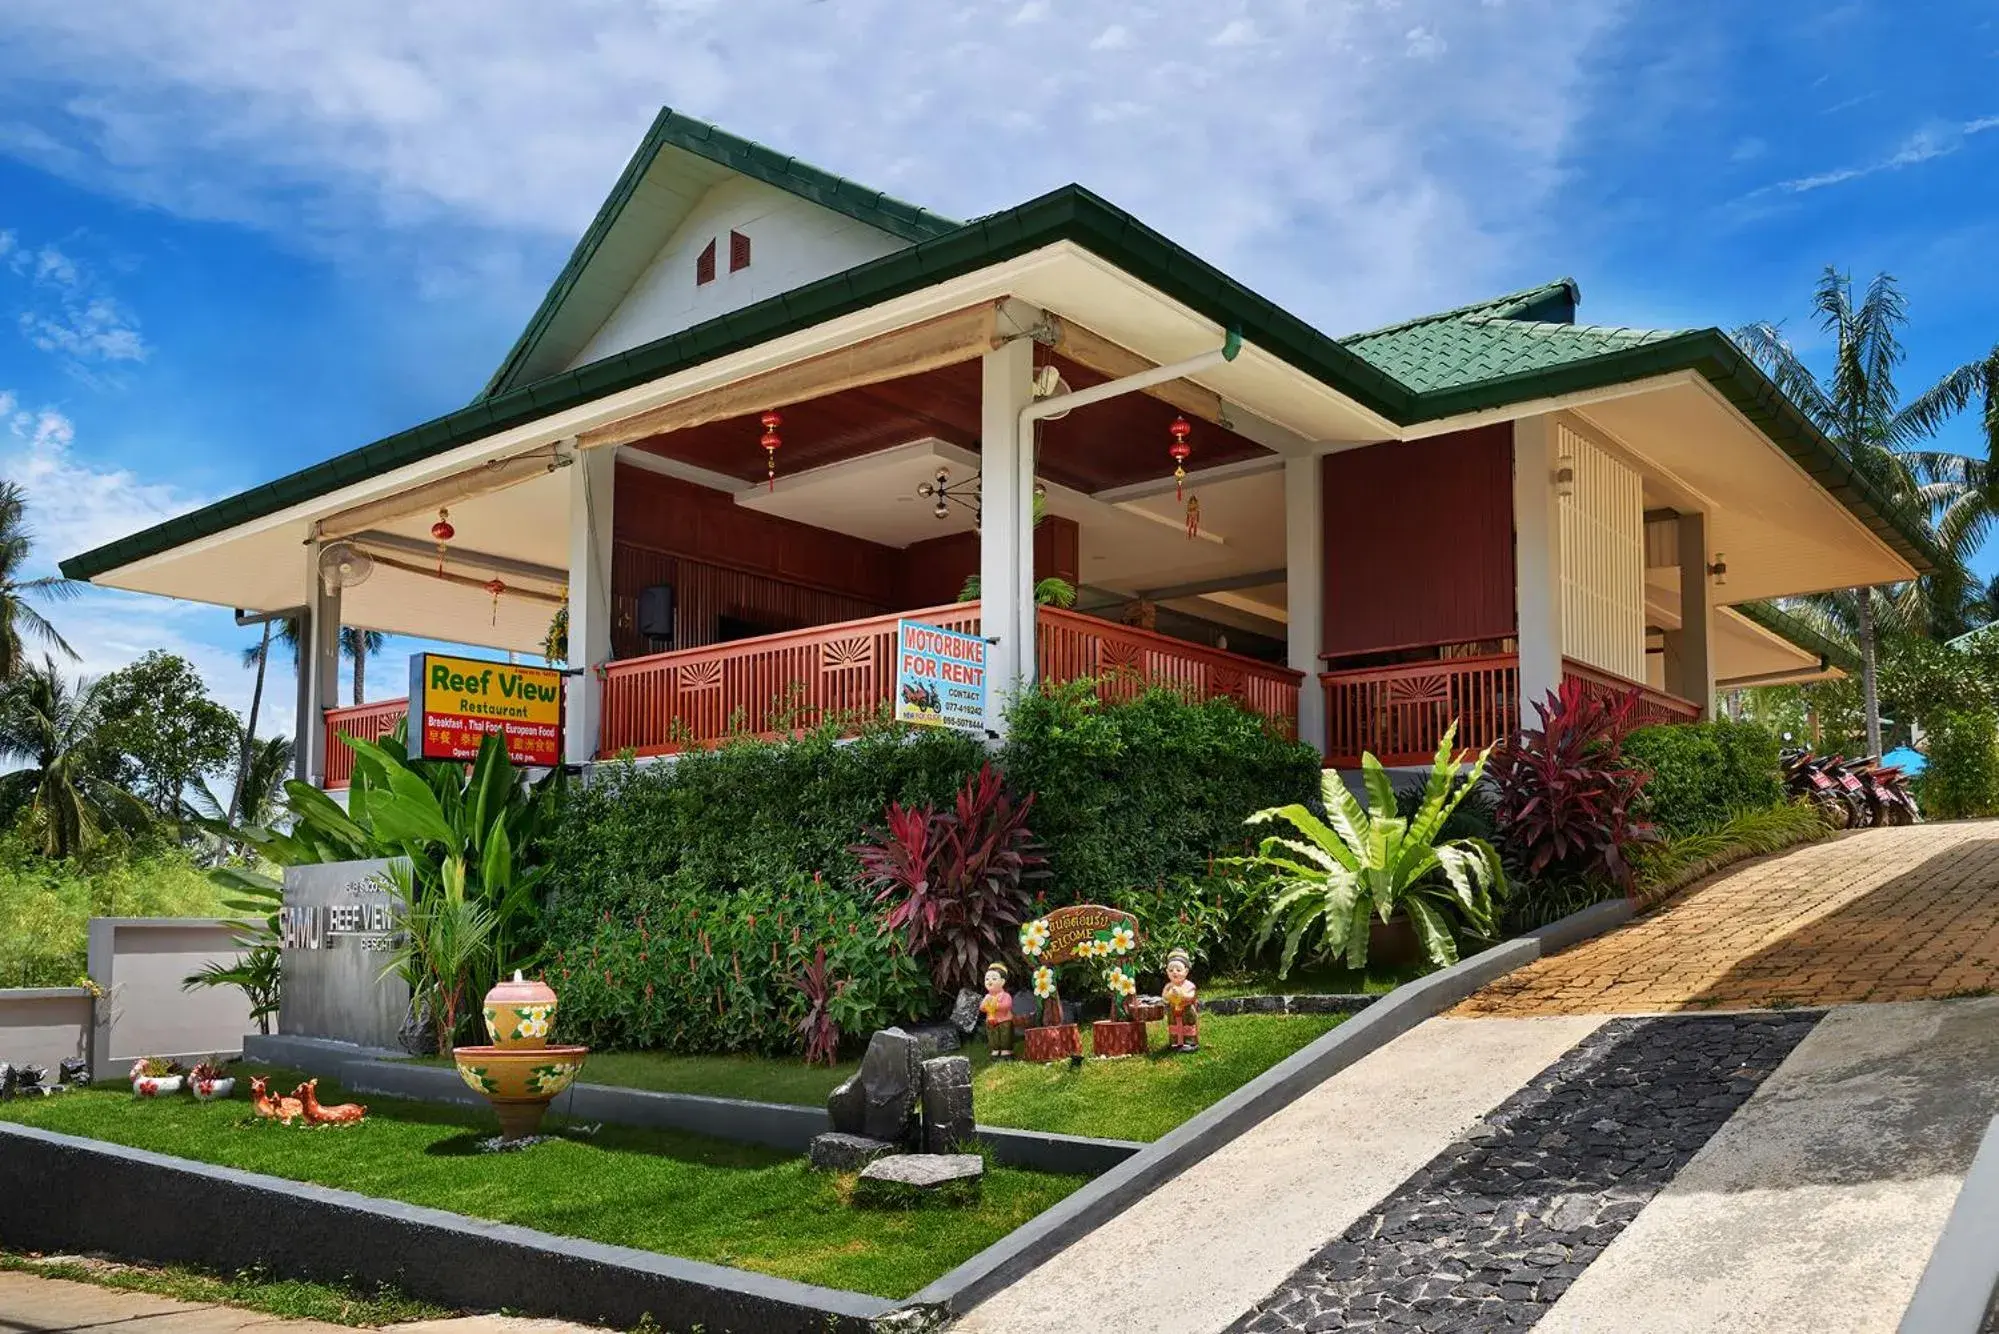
[1047,316,1228,427]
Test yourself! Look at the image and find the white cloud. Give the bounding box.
[0,232,150,372]
[1766,115,1999,194]
[0,0,1630,332]
[0,391,285,732]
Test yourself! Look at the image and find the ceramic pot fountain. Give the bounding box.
[450,971,589,1141]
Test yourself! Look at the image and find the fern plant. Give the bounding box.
[1240,723,1505,973]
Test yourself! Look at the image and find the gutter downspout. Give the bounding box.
[991,330,1243,696]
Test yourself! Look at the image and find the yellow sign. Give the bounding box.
[407,653,564,766]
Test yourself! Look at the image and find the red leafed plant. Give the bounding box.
[850,763,1047,996]
[1488,679,1656,891]
[794,945,842,1066]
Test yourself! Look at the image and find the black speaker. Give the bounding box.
[637,584,676,649]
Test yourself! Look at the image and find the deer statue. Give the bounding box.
[294,1078,367,1126]
[249,1075,304,1126]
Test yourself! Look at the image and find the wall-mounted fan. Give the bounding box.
[1031,364,1072,420]
[317,541,376,597]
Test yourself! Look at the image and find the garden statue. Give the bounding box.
[1018,905,1145,1059]
[1163,947,1200,1052]
[294,1078,367,1126]
[980,964,1015,1058]
[451,970,589,1142]
[250,1075,305,1125]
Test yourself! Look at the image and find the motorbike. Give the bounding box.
[1780,748,1920,828]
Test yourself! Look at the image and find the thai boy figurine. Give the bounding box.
[1163,948,1199,1052]
[981,963,1016,1058]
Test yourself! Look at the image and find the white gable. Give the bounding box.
[568,176,912,371]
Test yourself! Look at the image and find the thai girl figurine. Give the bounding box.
[981,963,1016,1058]
[1163,948,1199,1052]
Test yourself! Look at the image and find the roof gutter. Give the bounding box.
[1020,329,1243,430]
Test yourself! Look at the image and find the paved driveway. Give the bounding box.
[1457,822,1999,1018]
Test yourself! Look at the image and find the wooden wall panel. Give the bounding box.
[894,516,1082,609]
[610,544,890,661]
[1321,426,1516,660]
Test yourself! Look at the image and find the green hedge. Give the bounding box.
[554,871,933,1055]
[999,683,1324,905]
[1623,719,1784,837]
[1920,709,1999,819]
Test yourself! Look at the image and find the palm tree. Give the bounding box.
[0,657,147,857]
[1897,347,1999,636]
[1734,268,1960,756]
[0,481,80,680]
[242,619,388,705]
[194,734,295,832]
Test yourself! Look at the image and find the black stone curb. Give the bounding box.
[0,1122,892,1333]
[241,1036,1142,1177]
[1201,994,1376,1017]
[1898,1112,1999,1334]
[907,898,1638,1317]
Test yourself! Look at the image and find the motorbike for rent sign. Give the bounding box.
[894,619,987,734]
[408,652,564,766]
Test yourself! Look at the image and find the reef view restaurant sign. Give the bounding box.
[895,618,986,735]
[408,652,563,767]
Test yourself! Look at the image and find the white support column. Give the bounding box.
[1674,510,1714,714]
[302,543,342,786]
[292,602,314,783]
[565,446,616,768]
[980,338,1036,738]
[1512,416,1564,719]
[1284,454,1326,754]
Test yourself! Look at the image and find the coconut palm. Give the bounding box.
[1734,268,1961,755]
[0,657,147,857]
[242,619,388,705]
[1895,347,1999,636]
[193,734,295,835]
[0,481,80,680]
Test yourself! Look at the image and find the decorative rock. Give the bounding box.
[907,1022,962,1059]
[920,1055,975,1152]
[826,1027,922,1143]
[855,1152,984,1207]
[949,988,983,1036]
[809,1131,898,1172]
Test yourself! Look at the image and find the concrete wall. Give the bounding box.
[86,919,251,1079]
[0,988,91,1071]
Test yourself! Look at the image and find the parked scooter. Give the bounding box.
[1781,748,1920,827]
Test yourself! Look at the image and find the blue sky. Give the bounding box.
[1,0,1995,740]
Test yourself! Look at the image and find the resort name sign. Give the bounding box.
[895,619,986,735]
[408,652,564,767]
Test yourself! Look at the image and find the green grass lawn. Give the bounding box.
[1200,960,1429,998]
[0,1070,1079,1300]
[0,1251,449,1327]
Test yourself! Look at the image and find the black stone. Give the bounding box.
[907,1022,962,1058]
[949,988,983,1035]
[808,1131,897,1172]
[826,1027,922,1144]
[919,1055,975,1152]
[1224,1012,1822,1332]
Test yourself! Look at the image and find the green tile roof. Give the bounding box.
[1733,600,1861,674]
[60,181,1945,583]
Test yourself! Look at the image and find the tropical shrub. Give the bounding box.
[1623,720,1785,837]
[849,763,1047,996]
[1489,680,1655,891]
[0,834,224,987]
[182,866,283,1034]
[1629,800,1831,905]
[1237,726,1506,973]
[544,722,983,934]
[1116,870,1270,979]
[1000,681,1322,905]
[553,871,931,1056]
[1919,708,1999,819]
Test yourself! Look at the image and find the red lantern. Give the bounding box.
[1167,416,1193,500]
[484,577,506,625]
[431,508,455,574]
[759,410,782,492]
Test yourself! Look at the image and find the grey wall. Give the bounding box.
[0,989,91,1071]
[278,859,410,1049]
[86,920,252,1080]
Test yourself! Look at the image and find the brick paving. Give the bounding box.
[1458,822,1999,1018]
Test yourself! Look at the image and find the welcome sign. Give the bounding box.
[408,652,564,767]
[894,619,987,735]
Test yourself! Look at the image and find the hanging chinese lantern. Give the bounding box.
[484,577,506,626]
[1167,416,1192,501]
[431,508,455,575]
[759,410,782,492]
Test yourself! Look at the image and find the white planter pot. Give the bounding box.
[131,1075,184,1097]
[190,1077,235,1102]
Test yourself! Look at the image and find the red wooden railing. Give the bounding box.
[1561,658,1703,727]
[597,601,1301,758]
[1321,653,1699,768]
[322,698,409,789]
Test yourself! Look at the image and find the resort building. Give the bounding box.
[62,109,1923,786]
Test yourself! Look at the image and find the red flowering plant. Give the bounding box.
[850,762,1049,997]
[1488,679,1658,892]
